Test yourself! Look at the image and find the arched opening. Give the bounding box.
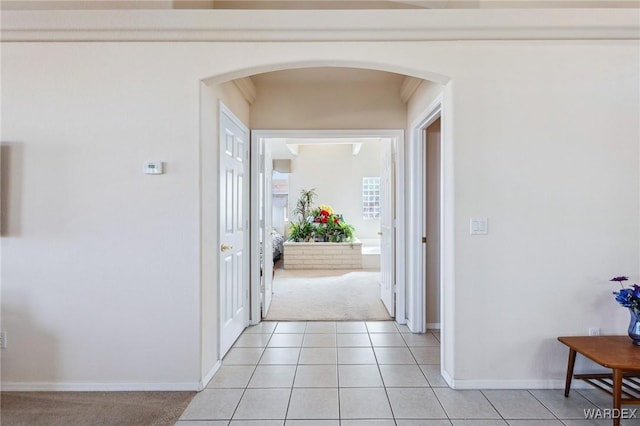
[201,60,450,87]
[199,61,453,391]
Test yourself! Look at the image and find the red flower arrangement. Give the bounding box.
[288,190,355,243]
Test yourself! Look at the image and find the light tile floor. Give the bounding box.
[177,321,640,426]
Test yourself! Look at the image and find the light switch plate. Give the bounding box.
[144,161,164,175]
[470,217,488,235]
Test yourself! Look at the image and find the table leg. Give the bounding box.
[564,348,577,397]
[612,368,622,426]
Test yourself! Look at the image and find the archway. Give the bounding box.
[198,61,453,391]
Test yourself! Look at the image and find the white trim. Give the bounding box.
[394,131,406,325]
[426,322,441,329]
[198,360,221,391]
[439,367,593,390]
[2,9,638,42]
[440,82,456,387]
[250,131,261,324]
[410,96,443,134]
[255,129,404,139]
[448,379,594,390]
[251,129,405,324]
[400,77,423,103]
[232,77,257,105]
[441,365,454,388]
[405,318,415,332]
[285,144,299,157]
[1,382,200,392]
[407,95,443,334]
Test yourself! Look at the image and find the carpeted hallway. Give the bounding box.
[264,268,392,321]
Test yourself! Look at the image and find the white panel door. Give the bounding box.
[262,142,274,317]
[380,139,395,317]
[219,103,250,357]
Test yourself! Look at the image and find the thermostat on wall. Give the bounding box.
[470,217,488,235]
[144,161,164,175]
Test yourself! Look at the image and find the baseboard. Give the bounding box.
[426,322,441,330]
[1,362,222,392]
[441,367,454,388]
[1,382,200,391]
[198,360,221,391]
[446,378,593,390]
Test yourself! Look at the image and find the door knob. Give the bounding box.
[378,232,383,236]
[221,244,233,252]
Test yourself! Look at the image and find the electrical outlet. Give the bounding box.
[588,327,600,336]
[0,331,6,349]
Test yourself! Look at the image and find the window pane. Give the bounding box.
[362,177,381,219]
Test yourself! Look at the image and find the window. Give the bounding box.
[362,177,381,219]
[272,171,290,223]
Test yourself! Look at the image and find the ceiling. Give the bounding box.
[267,137,388,161]
[232,67,425,108]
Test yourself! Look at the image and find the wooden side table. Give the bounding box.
[558,336,640,426]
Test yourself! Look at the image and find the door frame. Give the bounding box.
[250,129,406,325]
[406,95,443,334]
[249,130,274,320]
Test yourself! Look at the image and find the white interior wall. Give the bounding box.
[1,43,205,389]
[288,143,382,240]
[444,42,638,386]
[1,31,638,389]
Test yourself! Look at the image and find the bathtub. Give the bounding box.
[359,238,381,269]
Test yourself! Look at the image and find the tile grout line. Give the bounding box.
[369,324,398,423]
[527,389,564,423]
[283,323,308,423]
[336,326,343,426]
[226,321,277,423]
[477,388,510,424]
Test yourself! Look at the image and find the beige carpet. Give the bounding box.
[265,268,393,321]
[0,391,195,426]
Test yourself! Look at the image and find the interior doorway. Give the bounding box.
[424,117,442,330]
[201,65,450,385]
[250,130,405,323]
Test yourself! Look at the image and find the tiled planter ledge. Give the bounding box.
[283,239,362,270]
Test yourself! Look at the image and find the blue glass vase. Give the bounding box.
[629,308,640,346]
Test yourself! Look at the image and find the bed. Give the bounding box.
[271,229,284,262]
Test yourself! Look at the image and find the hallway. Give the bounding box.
[177,321,639,425]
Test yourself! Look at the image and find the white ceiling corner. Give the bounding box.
[400,76,423,103]
[233,77,257,104]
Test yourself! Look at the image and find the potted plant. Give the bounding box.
[287,190,355,243]
[610,276,640,345]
